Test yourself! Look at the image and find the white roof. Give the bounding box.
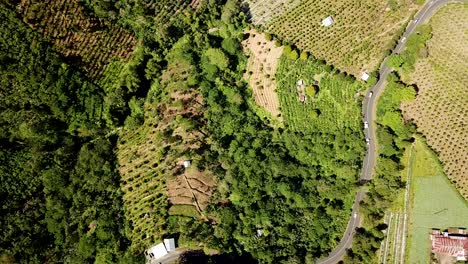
[297,79,304,85]
[361,72,370,81]
[164,238,176,252]
[146,243,168,260]
[183,160,191,168]
[322,16,334,27]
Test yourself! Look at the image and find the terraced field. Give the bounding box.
[401,3,468,199]
[15,0,137,79]
[245,0,419,76]
[117,37,215,250]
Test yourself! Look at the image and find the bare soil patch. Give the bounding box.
[242,29,283,120]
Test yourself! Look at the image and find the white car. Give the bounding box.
[353,213,357,219]
[368,92,373,98]
[364,121,369,129]
[413,19,418,23]
[401,37,406,43]
[366,138,370,145]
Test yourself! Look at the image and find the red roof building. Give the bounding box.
[431,229,468,261]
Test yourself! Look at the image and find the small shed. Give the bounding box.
[361,72,370,81]
[297,79,304,86]
[322,16,334,27]
[164,238,176,252]
[183,160,191,168]
[145,243,168,261]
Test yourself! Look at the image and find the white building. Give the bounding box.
[361,72,370,81]
[164,238,176,252]
[145,238,177,263]
[145,243,168,261]
[322,16,334,27]
[183,160,191,168]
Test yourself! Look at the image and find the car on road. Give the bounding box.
[368,91,373,98]
[364,121,368,129]
[413,19,418,23]
[365,138,370,145]
[353,213,357,219]
[401,37,406,43]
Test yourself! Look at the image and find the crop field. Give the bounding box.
[242,30,283,120]
[15,0,136,79]
[275,56,365,134]
[242,0,301,25]
[254,0,419,76]
[401,3,468,199]
[406,139,468,264]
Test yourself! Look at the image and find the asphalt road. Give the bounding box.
[316,0,466,263]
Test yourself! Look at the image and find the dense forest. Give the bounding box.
[1,0,376,263]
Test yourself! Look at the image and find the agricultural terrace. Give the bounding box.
[265,0,419,76]
[406,138,468,264]
[242,29,283,120]
[276,56,365,135]
[15,0,136,79]
[401,3,468,199]
[117,37,215,251]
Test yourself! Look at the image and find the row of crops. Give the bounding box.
[249,0,418,76]
[275,56,365,134]
[16,0,136,79]
[401,4,468,199]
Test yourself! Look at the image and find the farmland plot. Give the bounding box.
[401,3,468,199]
[276,56,365,135]
[242,29,283,120]
[259,0,419,76]
[15,0,136,79]
[117,37,215,250]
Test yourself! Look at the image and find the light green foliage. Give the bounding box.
[204,48,229,69]
[276,56,364,134]
[389,25,432,74]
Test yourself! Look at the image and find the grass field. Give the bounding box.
[275,56,365,134]
[406,138,468,264]
[401,3,468,199]
[252,0,420,76]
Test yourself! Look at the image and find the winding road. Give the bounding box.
[316,0,466,263]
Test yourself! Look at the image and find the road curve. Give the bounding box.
[316,0,466,263]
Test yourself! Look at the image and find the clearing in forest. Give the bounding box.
[405,138,468,264]
[242,29,283,120]
[401,3,468,199]
[14,0,136,79]
[251,0,419,76]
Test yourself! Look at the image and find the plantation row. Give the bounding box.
[264,0,418,76]
[401,4,468,199]
[16,0,136,79]
[243,0,300,25]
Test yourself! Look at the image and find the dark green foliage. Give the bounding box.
[0,4,140,263]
